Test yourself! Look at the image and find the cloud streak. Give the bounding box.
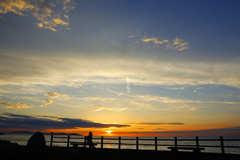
[137,123,184,125]
[141,36,169,44]
[166,37,190,51]
[83,97,115,101]
[0,0,75,31]
[0,113,130,130]
[140,36,189,51]
[46,91,68,98]
[134,95,240,105]
[132,95,240,111]
[0,101,33,109]
[92,104,128,112]
[1,54,240,89]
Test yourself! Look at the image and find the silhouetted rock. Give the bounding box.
[26,132,46,150]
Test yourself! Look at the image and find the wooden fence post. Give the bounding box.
[220,136,225,154]
[155,137,158,151]
[84,136,87,148]
[50,135,53,147]
[67,135,70,147]
[174,137,178,148]
[136,137,139,150]
[196,137,199,149]
[101,136,104,149]
[118,137,121,149]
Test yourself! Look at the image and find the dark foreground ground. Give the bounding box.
[1,140,240,160]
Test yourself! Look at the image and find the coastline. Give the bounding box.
[1,134,240,154]
[1,140,240,160]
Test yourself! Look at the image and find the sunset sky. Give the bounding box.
[0,0,240,136]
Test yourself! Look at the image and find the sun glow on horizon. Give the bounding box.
[106,130,112,134]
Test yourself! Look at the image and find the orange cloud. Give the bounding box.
[45,99,52,105]
[0,0,35,16]
[0,0,75,31]
[166,37,190,51]
[140,35,189,51]
[141,36,169,44]
[0,101,33,109]
[46,91,68,98]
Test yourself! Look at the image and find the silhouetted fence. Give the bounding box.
[50,135,240,154]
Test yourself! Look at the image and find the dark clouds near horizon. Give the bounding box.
[0,113,130,130]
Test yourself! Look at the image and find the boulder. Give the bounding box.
[26,132,46,150]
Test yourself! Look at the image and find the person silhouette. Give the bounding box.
[87,131,94,148]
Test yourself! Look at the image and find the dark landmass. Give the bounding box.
[8,131,36,134]
[48,132,81,135]
[7,131,81,135]
[1,140,240,160]
[0,140,19,147]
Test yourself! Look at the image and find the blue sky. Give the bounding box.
[0,0,240,136]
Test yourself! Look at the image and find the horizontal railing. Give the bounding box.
[50,135,240,154]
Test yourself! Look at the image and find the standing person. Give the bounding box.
[87,131,94,148]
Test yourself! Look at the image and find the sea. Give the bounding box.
[0,134,239,154]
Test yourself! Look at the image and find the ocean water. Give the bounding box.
[0,134,239,154]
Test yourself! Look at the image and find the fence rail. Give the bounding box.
[50,135,240,154]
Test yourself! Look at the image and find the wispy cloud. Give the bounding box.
[130,102,153,109]
[0,0,75,31]
[45,99,52,105]
[0,113,130,130]
[46,91,68,98]
[130,94,240,112]
[1,54,240,88]
[152,128,165,131]
[92,104,128,112]
[141,36,169,44]
[134,95,199,104]
[140,35,189,51]
[126,77,131,93]
[166,37,190,51]
[134,95,240,105]
[83,97,115,101]
[0,101,33,109]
